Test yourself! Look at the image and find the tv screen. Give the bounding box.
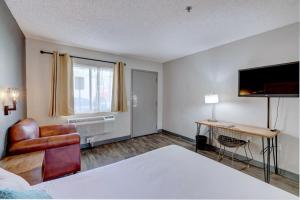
[239,61,299,97]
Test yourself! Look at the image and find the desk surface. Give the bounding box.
[196,120,278,138]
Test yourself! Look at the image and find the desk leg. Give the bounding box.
[197,123,201,136]
[274,136,278,174]
[262,137,271,183]
[267,138,271,183]
[262,137,266,182]
[271,137,279,175]
[209,127,213,145]
[195,124,201,152]
[272,138,275,173]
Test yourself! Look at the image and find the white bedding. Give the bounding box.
[34,145,297,199]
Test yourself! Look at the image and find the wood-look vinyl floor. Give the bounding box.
[81,132,299,196]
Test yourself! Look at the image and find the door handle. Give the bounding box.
[132,95,138,107]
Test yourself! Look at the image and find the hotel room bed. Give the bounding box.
[33,145,296,199]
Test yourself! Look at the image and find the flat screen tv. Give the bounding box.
[238,61,299,97]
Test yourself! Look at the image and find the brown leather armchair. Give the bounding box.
[7,118,81,181]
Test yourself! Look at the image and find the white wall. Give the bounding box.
[26,38,163,141]
[163,23,299,174]
[0,1,26,158]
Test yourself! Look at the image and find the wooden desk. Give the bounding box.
[0,151,45,185]
[195,120,279,183]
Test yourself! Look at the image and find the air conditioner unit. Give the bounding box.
[67,115,115,145]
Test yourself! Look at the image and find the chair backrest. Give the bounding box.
[9,118,40,143]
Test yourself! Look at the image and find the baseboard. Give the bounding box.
[162,129,195,143]
[157,129,163,134]
[80,135,131,149]
[80,131,162,149]
[162,129,299,182]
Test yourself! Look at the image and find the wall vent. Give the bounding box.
[67,115,115,145]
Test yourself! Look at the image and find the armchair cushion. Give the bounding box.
[39,124,77,137]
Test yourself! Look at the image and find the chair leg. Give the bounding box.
[218,144,222,161]
[232,146,239,167]
[243,145,250,168]
[218,144,226,162]
[222,146,226,160]
[247,142,253,160]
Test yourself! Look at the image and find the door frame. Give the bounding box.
[131,69,158,138]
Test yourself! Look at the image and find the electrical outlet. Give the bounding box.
[86,137,95,143]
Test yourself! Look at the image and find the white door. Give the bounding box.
[132,70,158,137]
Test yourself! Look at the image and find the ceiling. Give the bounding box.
[5,0,299,63]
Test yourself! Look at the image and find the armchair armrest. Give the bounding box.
[40,124,77,137]
[8,138,48,155]
[8,133,80,155]
[46,133,80,149]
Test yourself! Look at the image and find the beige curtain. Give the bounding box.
[49,51,74,117]
[112,62,128,112]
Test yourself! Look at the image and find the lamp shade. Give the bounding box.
[10,89,19,101]
[205,94,219,104]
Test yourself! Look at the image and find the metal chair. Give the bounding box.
[212,127,253,169]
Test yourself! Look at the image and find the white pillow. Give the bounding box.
[0,167,30,191]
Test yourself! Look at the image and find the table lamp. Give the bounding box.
[205,94,219,122]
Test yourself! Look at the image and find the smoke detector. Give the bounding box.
[185,6,192,13]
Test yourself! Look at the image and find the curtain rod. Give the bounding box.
[40,50,126,66]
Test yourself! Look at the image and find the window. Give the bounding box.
[73,61,113,114]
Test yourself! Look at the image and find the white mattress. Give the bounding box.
[33,145,297,199]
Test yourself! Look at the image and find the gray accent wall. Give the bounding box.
[0,0,26,158]
[163,23,299,174]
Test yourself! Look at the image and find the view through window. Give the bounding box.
[73,63,113,113]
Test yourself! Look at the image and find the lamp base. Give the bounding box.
[3,100,17,115]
